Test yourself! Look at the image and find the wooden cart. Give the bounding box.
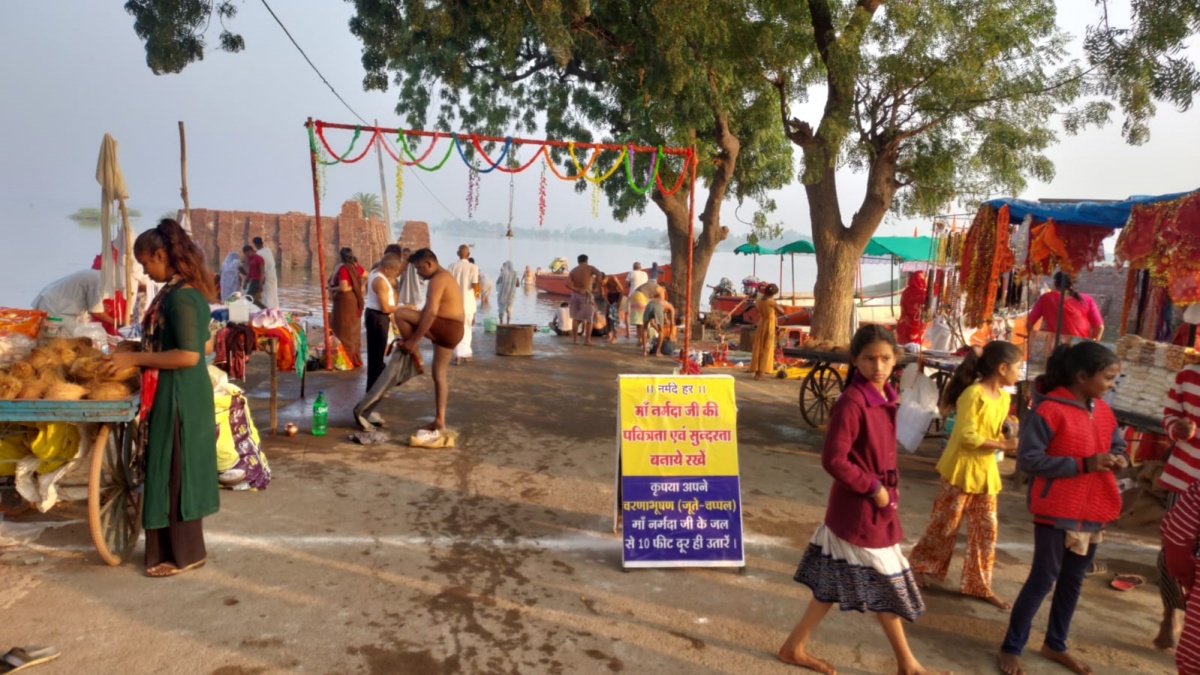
[0,396,142,565]
[783,347,959,429]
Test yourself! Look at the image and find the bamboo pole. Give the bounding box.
[306,118,335,369]
[119,198,134,325]
[374,119,393,247]
[179,122,193,233]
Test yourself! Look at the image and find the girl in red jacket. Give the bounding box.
[779,325,930,675]
[998,341,1127,675]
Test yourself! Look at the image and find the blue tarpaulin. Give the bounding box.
[984,192,1195,229]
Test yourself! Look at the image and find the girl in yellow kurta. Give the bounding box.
[910,340,1023,609]
[750,284,785,380]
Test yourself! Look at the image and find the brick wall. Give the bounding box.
[183,200,390,272]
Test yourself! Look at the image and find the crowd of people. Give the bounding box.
[550,255,678,356]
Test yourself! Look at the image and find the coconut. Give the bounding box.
[68,357,101,384]
[113,341,143,354]
[74,345,104,360]
[87,381,131,401]
[6,361,35,381]
[0,373,20,399]
[37,365,66,384]
[102,366,141,383]
[24,349,51,371]
[44,382,88,401]
[18,379,48,400]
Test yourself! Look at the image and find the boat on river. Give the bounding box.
[535,263,672,296]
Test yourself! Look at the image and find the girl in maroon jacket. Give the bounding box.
[779,325,930,675]
[999,341,1126,675]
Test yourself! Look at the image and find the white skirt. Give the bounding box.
[793,524,925,622]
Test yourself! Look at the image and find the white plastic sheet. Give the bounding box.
[896,363,940,453]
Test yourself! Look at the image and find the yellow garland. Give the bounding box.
[568,142,627,183]
[394,163,405,217]
[591,177,601,218]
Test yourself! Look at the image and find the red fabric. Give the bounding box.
[1028,221,1111,277]
[1160,481,1200,674]
[337,263,364,285]
[1161,366,1200,493]
[1027,386,1123,527]
[247,254,265,282]
[99,291,127,335]
[1117,192,1200,304]
[1027,292,1092,339]
[820,375,903,549]
[252,326,297,372]
[895,271,927,345]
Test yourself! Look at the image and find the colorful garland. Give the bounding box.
[394,162,404,217]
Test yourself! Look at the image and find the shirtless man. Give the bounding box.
[566,254,605,346]
[393,249,465,431]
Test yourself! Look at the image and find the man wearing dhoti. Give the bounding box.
[446,245,479,365]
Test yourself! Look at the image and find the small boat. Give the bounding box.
[535,263,672,296]
[710,292,813,326]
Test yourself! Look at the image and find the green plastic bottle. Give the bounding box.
[312,391,328,437]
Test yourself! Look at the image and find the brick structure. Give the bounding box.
[396,221,431,251]
[1071,265,1127,338]
[184,200,390,272]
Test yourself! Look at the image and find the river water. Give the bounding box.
[1,211,896,326]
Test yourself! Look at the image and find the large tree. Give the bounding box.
[758,0,1199,342]
[347,0,794,318]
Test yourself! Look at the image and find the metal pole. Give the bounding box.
[374,119,393,246]
[306,118,334,369]
[682,150,698,365]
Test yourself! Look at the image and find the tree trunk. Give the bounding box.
[653,116,739,325]
[805,148,896,345]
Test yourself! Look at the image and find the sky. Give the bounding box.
[0,1,1198,240]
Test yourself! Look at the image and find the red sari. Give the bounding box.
[329,263,365,367]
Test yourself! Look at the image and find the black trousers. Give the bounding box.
[364,308,391,391]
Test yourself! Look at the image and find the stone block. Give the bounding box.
[340,200,363,219]
[397,221,431,251]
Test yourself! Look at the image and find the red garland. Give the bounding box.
[315,124,379,164]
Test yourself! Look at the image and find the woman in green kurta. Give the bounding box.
[103,219,218,577]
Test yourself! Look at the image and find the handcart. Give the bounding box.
[0,395,142,566]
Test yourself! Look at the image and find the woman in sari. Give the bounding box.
[101,218,218,577]
[218,252,241,300]
[328,247,366,367]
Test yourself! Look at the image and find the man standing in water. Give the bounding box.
[394,249,465,432]
[253,236,279,309]
[566,254,605,346]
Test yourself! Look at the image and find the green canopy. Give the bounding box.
[775,239,816,255]
[863,236,935,261]
[733,242,778,255]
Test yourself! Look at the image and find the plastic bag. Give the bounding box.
[896,363,940,453]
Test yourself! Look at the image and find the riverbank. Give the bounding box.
[0,331,1172,674]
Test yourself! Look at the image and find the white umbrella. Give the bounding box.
[95,133,133,325]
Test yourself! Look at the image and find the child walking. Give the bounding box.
[998,341,1127,675]
[1161,480,1200,674]
[778,325,931,675]
[910,341,1023,609]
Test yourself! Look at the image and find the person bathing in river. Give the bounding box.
[566,254,604,346]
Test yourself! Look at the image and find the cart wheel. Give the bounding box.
[799,365,844,429]
[88,422,143,566]
[929,370,952,434]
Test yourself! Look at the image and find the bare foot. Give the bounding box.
[1039,645,1091,674]
[753,373,763,381]
[997,652,1024,675]
[420,421,445,432]
[913,571,929,588]
[777,646,836,674]
[1155,615,1179,652]
[898,661,930,675]
[976,593,1012,611]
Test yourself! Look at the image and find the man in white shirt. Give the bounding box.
[31,268,115,334]
[446,245,479,365]
[254,236,280,309]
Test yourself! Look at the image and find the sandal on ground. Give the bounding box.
[145,560,206,578]
[1085,560,1108,576]
[0,646,61,673]
[1111,573,1146,591]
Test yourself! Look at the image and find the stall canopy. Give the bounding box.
[775,239,815,255]
[985,193,1194,228]
[733,242,778,255]
[864,236,935,261]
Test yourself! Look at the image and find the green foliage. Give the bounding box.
[347,0,795,222]
[1084,0,1200,145]
[352,192,385,219]
[124,0,242,75]
[746,208,784,245]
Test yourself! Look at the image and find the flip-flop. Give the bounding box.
[0,646,61,673]
[1111,574,1146,591]
[144,560,206,578]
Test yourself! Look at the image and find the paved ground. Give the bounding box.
[0,328,1179,674]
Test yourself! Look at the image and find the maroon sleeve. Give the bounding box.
[821,393,877,496]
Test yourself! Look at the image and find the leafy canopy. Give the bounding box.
[347,0,794,222]
[124,0,243,75]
